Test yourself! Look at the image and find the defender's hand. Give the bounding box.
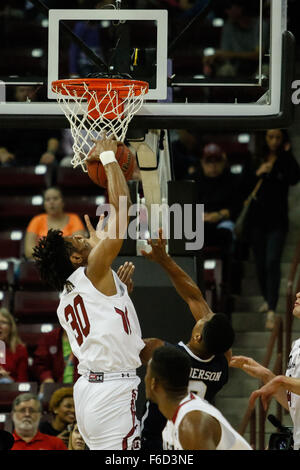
[141,228,169,264]
[117,262,135,294]
[230,355,270,381]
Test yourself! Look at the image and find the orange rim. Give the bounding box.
[52,78,149,97]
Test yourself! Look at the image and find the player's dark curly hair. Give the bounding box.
[151,345,191,394]
[202,314,235,355]
[33,229,75,292]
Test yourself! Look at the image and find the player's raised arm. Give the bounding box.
[86,137,132,281]
[141,228,213,321]
[230,355,275,382]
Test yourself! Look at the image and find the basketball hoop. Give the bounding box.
[52,77,149,171]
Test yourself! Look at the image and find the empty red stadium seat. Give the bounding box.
[17,260,49,291]
[0,413,13,432]
[0,231,24,259]
[0,196,43,231]
[0,260,14,289]
[18,323,59,356]
[0,383,38,412]
[64,195,105,218]
[56,167,100,195]
[0,196,42,218]
[13,292,60,322]
[0,166,52,195]
[0,291,12,309]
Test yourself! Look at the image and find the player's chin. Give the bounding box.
[293,304,300,319]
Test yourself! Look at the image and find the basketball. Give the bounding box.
[86,142,135,188]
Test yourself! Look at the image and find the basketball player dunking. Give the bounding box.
[33,137,145,450]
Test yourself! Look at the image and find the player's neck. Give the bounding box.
[186,341,212,360]
[158,392,187,421]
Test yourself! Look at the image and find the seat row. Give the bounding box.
[0,255,223,318]
[1,192,105,232]
[0,289,59,323]
[0,165,102,196]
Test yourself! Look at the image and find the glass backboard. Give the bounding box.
[0,0,294,130]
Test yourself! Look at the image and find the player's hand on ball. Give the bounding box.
[87,136,118,163]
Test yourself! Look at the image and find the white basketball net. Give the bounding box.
[53,81,148,172]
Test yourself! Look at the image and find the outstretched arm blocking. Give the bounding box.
[230,356,275,383]
[141,228,213,321]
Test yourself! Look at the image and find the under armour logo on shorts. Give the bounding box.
[88,372,104,382]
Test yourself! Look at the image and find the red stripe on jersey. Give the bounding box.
[172,393,196,424]
[115,307,131,334]
[122,389,138,450]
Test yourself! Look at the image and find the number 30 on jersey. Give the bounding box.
[65,294,90,346]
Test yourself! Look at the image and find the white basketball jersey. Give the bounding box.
[286,338,300,449]
[56,267,145,375]
[162,393,252,450]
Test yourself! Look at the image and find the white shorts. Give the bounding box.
[74,374,141,450]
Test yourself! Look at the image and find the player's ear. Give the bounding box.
[150,376,158,392]
[194,333,202,344]
[70,252,84,267]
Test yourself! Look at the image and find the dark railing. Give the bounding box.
[239,240,300,449]
[238,316,283,450]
